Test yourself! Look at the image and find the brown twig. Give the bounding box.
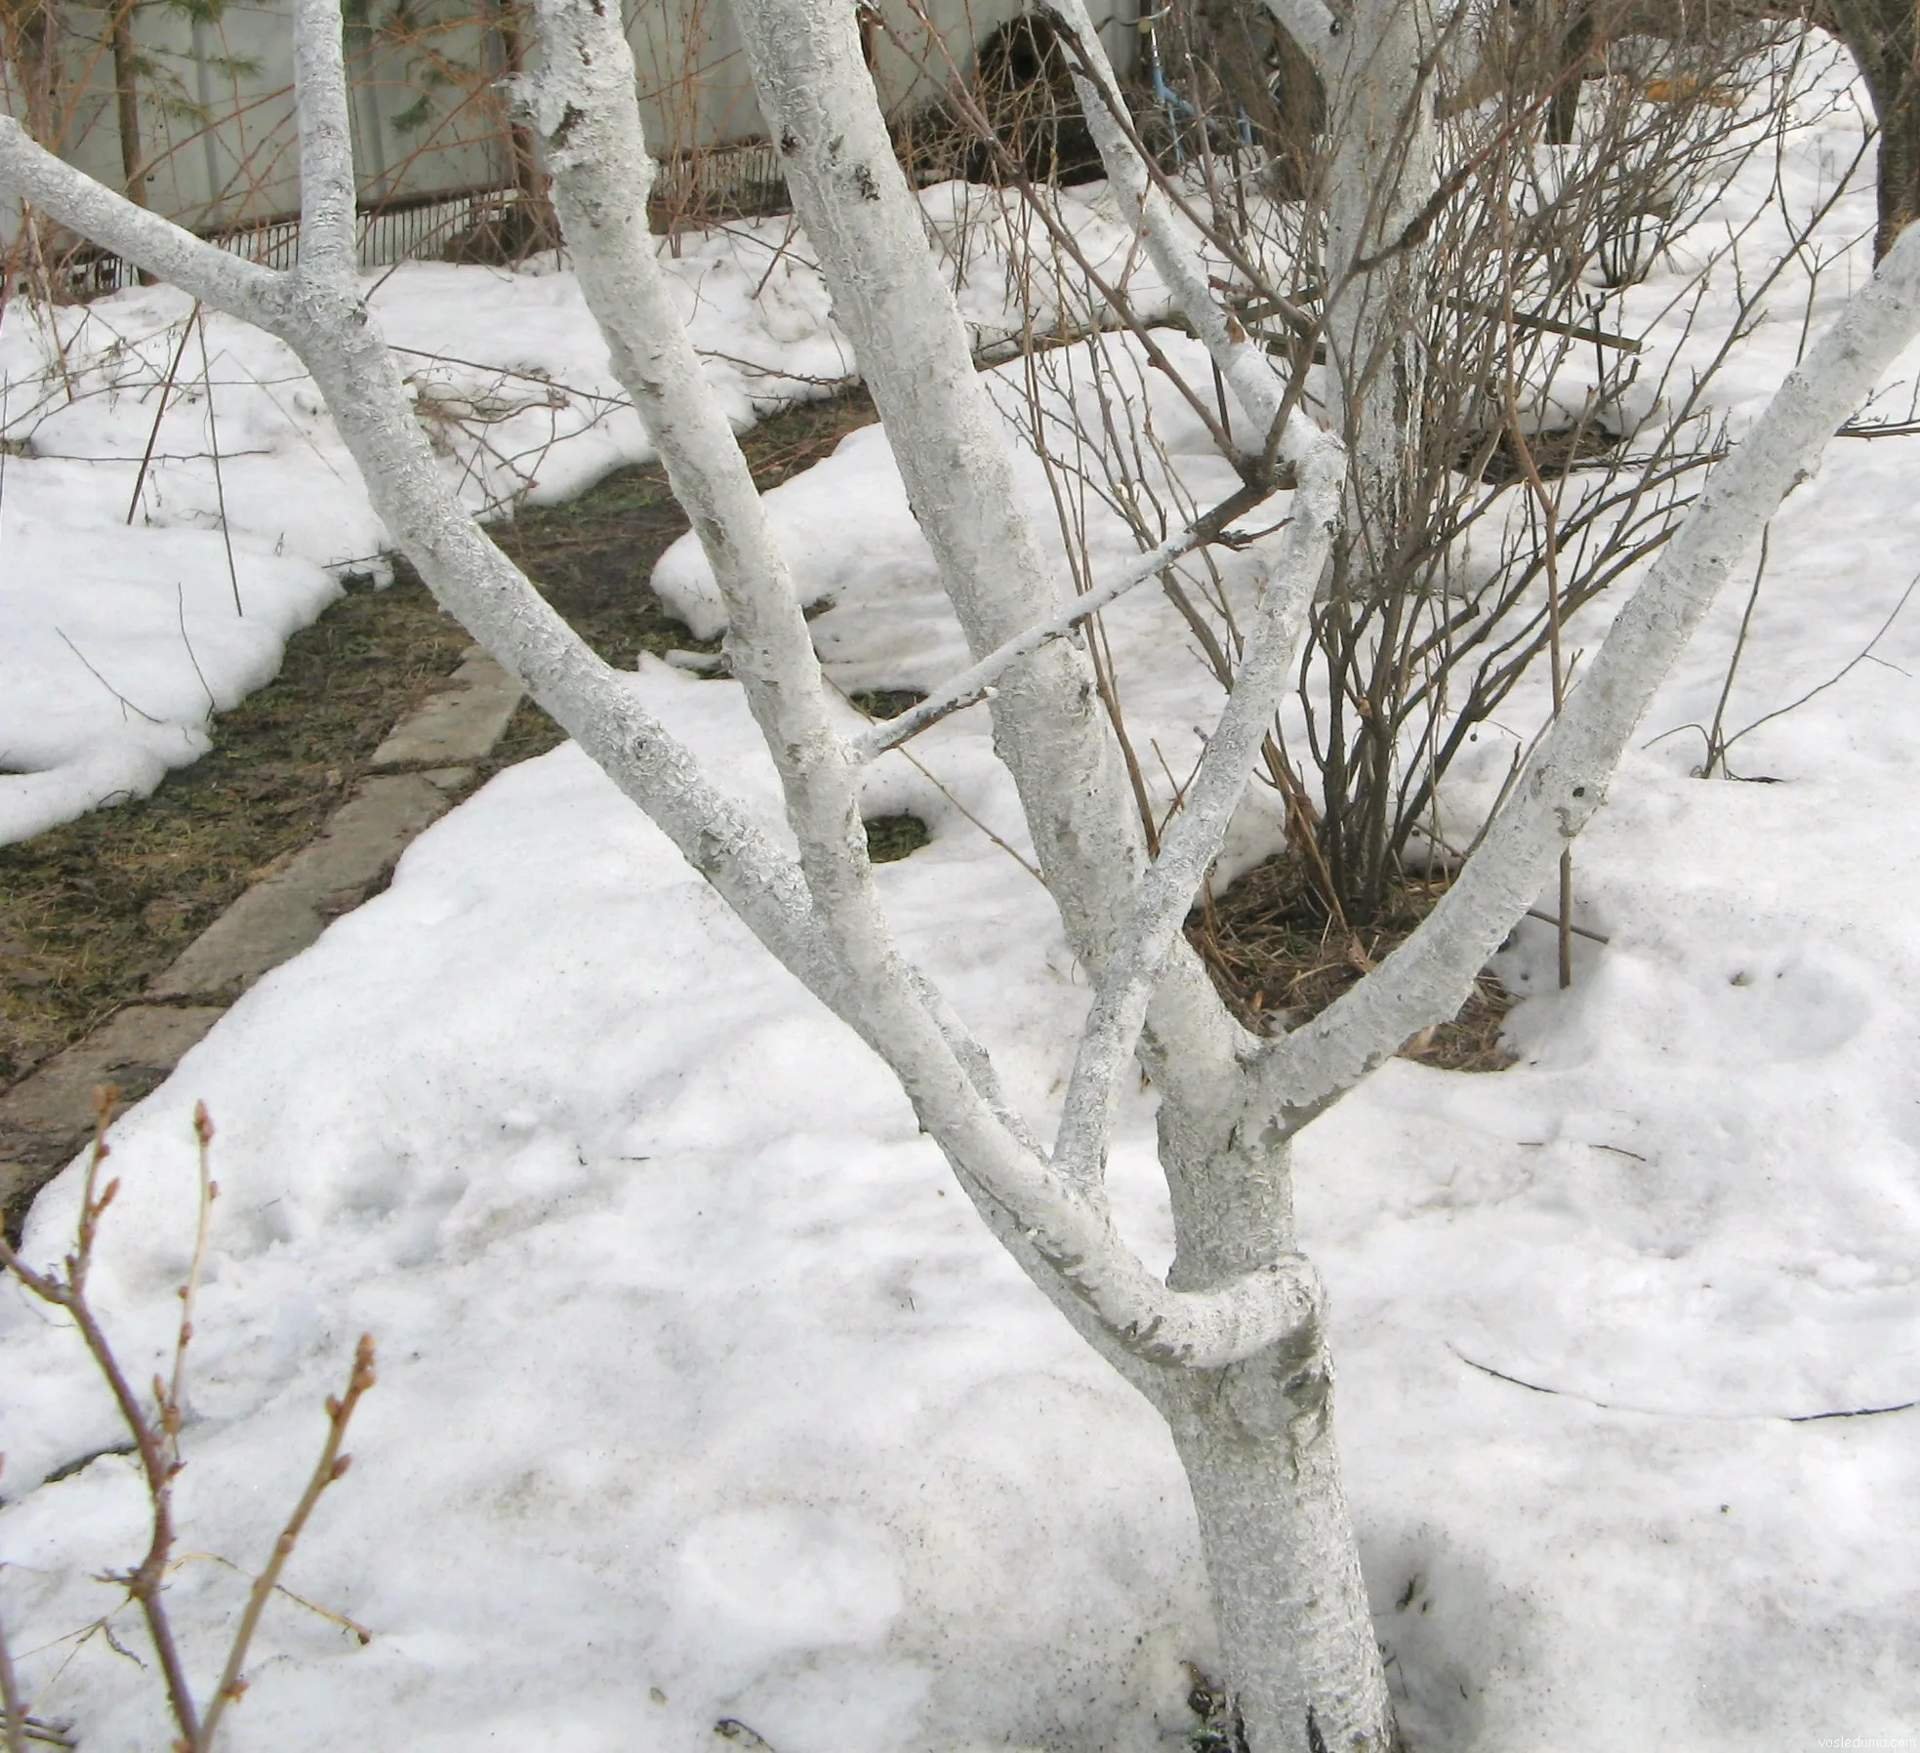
[0,1506,29,1753]
[193,313,243,618]
[1497,209,1576,990]
[126,309,199,528]
[197,1335,377,1744]
[0,1091,206,1746]
[162,1105,218,1469]
[0,1094,376,1751]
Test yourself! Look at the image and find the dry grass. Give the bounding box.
[0,575,477,1087]
[1458,422,1628,486]
[0,385,879,1094]
[1186,854,1516,1073]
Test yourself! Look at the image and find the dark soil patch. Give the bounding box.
[0,385,877,1094]
[863,813,931,863]
[1460,422,1627,486]
[847,687,927,720]
[482,386,877,767]
[1187,853,1516,1072]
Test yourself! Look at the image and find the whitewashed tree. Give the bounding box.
[3,0,1916,1745]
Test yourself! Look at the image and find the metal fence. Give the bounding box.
[47,134,807,298]
[3,0,1137,285]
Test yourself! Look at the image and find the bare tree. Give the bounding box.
[2,0,1916,1747]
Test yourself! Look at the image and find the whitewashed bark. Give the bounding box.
[503,0,1342,1384]
[1052,435,1342,1184]
[1166,1338,1390,1753]
[6,6,1918,1749]
[723,0,1256,1123]
[1321,0,1441,571]
[0,29,1321,1381]
[1260,0,1342,68]
[852,485,1273,763]
[1049,0,1298,445]
[950,20,1401,1742]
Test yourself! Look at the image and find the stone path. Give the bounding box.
[0,649,525,1231]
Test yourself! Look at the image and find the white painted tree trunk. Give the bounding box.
[1321,0,1440,568]
[1146,1104,1393,1751]
[1168,1375,1389,1752]
[3,3,1917,1748]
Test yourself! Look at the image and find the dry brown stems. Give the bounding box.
[0,1088,376,1753]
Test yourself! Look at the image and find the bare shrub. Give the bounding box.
[0,1090,376,1753]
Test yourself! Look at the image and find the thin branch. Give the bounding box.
[0,1092,204,1747]
[194,314,243,617]
[0,1526,29,1753]
[126,310,198,527]
[1048,0,1311,450]
[163,1105,218,1468]
[197,1337,377,1745]
[1703,523,1773,775]
[1253,218,1920,1118]
[1716,565,1920,762]
[56,630,165,726]
[852,482,1276,761]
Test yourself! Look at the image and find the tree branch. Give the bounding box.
[0,120,281,327]
[515,0,1266,1370]
[1048,0,1312,450]
[9,0,1312,1378]
[728,0,1252,1114]
[289,0,358,282]
[852,481,1277,761]
[1253,218,1920,1119]
[1054,432,1344,1184]
[1259,0,1344,81]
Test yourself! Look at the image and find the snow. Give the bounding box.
[4,35,1920,1753]
[0,187,1168,843]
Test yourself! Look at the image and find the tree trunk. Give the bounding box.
[1879,66,1920,261]
[1316,0,1439,918]
[488,0,554,252]
[6,4,1919,1748]
[2,0,60,143]
[1186,0,1326,199]
[1797,0,1917,260]
[109,0,148,208]
[1167,1368,1392,1753]
[1843,1,1920,260]
[1548,2,1595,145]
[1151,1103,1397,1751]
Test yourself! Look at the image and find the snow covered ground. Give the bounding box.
[4,37,1920,1753]
[0,183,1164,843]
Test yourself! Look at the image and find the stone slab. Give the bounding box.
[5,639,530,1231]
[1,1004,225,1224]
[368,649,523,769]
[148,770,468,1002]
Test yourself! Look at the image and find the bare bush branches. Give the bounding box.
[0,1091,375,1752]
